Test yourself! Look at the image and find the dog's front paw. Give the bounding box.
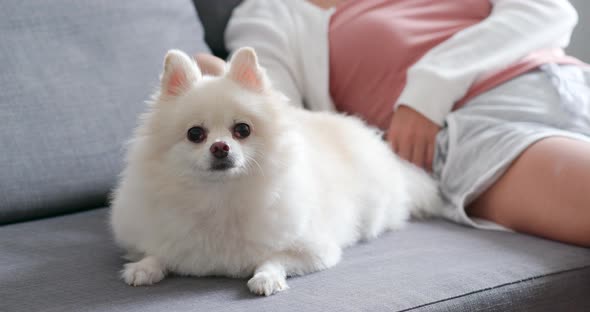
[121,257,165,286]
[247,271,289,296]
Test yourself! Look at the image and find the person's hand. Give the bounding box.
[194,53,226,76]
[307,0,348,9]
[386,105,441,172]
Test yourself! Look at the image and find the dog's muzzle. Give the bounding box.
[210,158,235,171]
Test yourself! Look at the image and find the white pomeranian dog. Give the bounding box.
[110,47,444,296]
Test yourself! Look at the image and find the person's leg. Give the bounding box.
[468,137,590,247]
[194,53,225,76]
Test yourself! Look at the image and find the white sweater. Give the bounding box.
[225,0,578,126]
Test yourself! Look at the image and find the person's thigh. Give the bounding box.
[432,65,590,236]
[467,137,590,247]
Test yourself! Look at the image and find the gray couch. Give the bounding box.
[1,1,589,311]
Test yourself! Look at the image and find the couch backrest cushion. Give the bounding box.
[568,0,590,62]
[0,0,209,224]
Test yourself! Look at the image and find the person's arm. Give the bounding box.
[225,0,305,108]
[388,0,579,171]
[395,0,579,126]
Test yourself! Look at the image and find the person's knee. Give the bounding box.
[194,53,226,76]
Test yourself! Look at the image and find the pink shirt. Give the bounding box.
[329,0,585,130]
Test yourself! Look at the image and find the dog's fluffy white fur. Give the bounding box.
[110,48,443,296]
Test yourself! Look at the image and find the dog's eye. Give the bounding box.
[233,123,250,139]
[187,126,207,143]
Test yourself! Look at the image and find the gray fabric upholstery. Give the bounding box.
[568,0,590,62]
[193,0,243,58]
[2,2,590,312]
[415,270,590,311]
[0,1,209,224]
[1,209,588,312]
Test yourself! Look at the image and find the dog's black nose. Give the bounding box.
[210,141,230,159]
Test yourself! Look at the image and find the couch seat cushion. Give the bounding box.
[1,209,588,311]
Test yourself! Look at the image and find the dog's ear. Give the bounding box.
[227,47,269,93]
[160,50,202,97]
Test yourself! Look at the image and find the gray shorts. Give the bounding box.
[433,64,590,230]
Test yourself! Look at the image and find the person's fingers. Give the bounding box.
[397,135,413,163]
[194,53,226,76]
[426,140,435,172]
[386,125,398,152]
[412,139,426,169]
[390,137,398,154]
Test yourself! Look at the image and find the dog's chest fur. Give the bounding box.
[140,180,305,277]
